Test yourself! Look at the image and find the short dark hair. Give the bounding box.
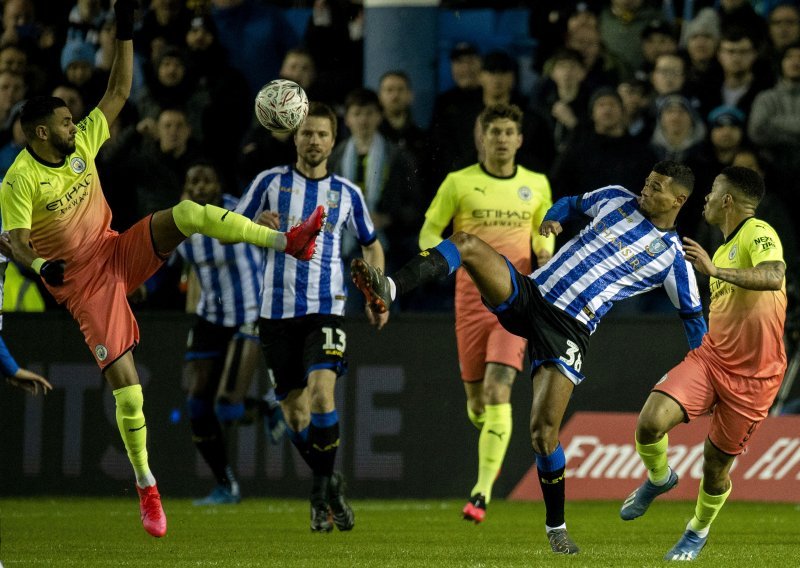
[305,101,338,139]
[720,165,765,204]
[379,70,411,87]
[478,103,523,132]
[653,160,695,194]
[344,88,381,111]
[20,96,68,140]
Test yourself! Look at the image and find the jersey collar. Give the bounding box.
[724,216,753,244]
[25,145,66,168]
[479,162,517,180]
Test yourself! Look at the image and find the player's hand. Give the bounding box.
[366,303,389,330]
[39,259,66,286]
[682,237,716,277]
[0,232,12,258]
[539,220,562,238]
[535,249,552,267]
[256,211,280,229]
[7,368,53,396]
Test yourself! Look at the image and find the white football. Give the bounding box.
[254,79,309,133]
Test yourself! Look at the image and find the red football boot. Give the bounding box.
[137,484,167,538]
[284,205,325,260]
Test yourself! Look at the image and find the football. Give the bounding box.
[254,79,309,133]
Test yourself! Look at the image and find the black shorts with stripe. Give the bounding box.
[258,314,348,399]
[487,259,590,383]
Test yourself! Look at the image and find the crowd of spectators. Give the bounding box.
[2,0,799,316]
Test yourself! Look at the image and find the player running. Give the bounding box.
[620,167,787,561]
[420,103,554,523]
[352,161,707,554]
[0,0,322,538]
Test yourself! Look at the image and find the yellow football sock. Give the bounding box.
[467,403,485,430]
[471,403,512,503]
[113,384,155,487]
[636,434,670,484]
[689,478,731,534]
[172,200,281,249]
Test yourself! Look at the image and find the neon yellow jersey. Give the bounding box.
[421,163,554,311]
[0,108,112,265]
[707,217,787,377]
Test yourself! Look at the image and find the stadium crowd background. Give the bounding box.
[1,0,798,321]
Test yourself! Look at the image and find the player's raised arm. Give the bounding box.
[97,0,136,126]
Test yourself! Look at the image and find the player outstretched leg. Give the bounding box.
[352,233,513,315]
[167,202,325,260]
[620,433,679,520]
[111,377,166,537]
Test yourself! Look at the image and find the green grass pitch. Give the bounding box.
[1,498,798,567]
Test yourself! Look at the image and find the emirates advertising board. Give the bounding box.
[510,412,800,502]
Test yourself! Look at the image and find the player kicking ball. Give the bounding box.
[0,0,323,538]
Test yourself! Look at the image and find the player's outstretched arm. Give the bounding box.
[7,368,53,396]
[97,0,136,126]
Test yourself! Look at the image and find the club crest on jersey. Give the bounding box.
[729,244,738,260]
[645,237,667,256]
[94,344,108,361]
[70,157,86,174]
[326,190,340,208]
[518,186,532,201]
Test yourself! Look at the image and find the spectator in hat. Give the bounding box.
[598,0,663,79]
[748,41,800,205]
[183,12,250,191]
[448,41,483,91]
[650,94,706,164]
[60,39,105,105]
[429,42,485,185]
[550,86,657,244]
[681,9,724,106]
[637,19,679,78]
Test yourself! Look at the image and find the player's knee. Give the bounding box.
[450,231,476,255]
[114,384,144,416]
[635,413,669,443]
[530,424,559,455]
[172,199,205,236]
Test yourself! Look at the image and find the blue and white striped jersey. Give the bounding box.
[535,185,703,335]
[176,194,263,327]
[235,165,377,319]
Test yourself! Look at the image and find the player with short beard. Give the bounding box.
[236,102,387,533]
[0,0,322,538]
